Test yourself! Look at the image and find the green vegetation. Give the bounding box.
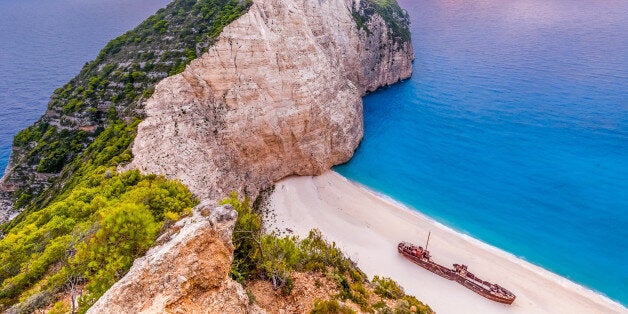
[311,299,356,314]
[222,193,433,313]
[9,0,252,210]
[222,192,367,293]
[370,276,432,314]
[67,0,252,113]
[372,276,405,299]
[13,123,88,173]
[352,0,411,45]
[49,300,71,314]
[0,118,197,312]
[6,113,137,228]
[1,0,252,311]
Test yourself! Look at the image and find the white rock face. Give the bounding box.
[91,0,413,310]
[129,0,414,200]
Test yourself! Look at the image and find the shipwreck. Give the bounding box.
[397,233,516,304]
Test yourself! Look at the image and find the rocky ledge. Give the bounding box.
[87,202,263,313]
[128,0,414,200]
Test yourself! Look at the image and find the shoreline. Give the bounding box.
[266,171,626,313]
[344,175,622,308]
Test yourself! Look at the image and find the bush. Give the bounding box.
[220,192,262,282]
[75,204,159,298]
[311,299,356,314]
[224,193,368,295]
[49,301,71,314]
[259,235,301,293]
[372,300,391,312]
[372,276,405,299]
[398,295,432,314]
[349,282,370,310]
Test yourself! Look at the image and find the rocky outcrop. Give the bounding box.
[87,202,263,314]
[129,0,414,200]
[0,187,16,223]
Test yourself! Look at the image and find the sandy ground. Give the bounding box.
[266,171,626,314]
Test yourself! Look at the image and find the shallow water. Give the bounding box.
[336,0,628,305]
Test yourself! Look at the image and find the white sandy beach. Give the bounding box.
[266,171,627,314]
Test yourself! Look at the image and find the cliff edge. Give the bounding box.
[128,0,414,199]
[0,0,416,311]
[87,202,263,313]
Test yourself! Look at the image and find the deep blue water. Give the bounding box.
[336,0,628,305]
[0,0,170,174]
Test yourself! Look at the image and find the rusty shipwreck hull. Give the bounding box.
[398,241,516,305]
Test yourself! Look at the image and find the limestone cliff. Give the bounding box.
[87,202,262,313]
[129,0,414,200]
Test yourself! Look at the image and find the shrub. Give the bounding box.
[372,300,391,312]
[75,204,159,298]
[398,295,432,314]
[349,282,370,310]
[220,192,262,282]
[372,276,405,299]
[224,192,370,297]
[49,301,71,314]
[311,299,356,314]
[259,234,301,292]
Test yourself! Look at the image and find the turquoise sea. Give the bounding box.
[0,0,626,307]
[336,0,628,305]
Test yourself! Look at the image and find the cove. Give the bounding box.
[336,0,628,305]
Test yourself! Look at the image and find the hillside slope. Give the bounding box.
[0,0,251,222]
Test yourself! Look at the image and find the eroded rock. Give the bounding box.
[87,203,263,314]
